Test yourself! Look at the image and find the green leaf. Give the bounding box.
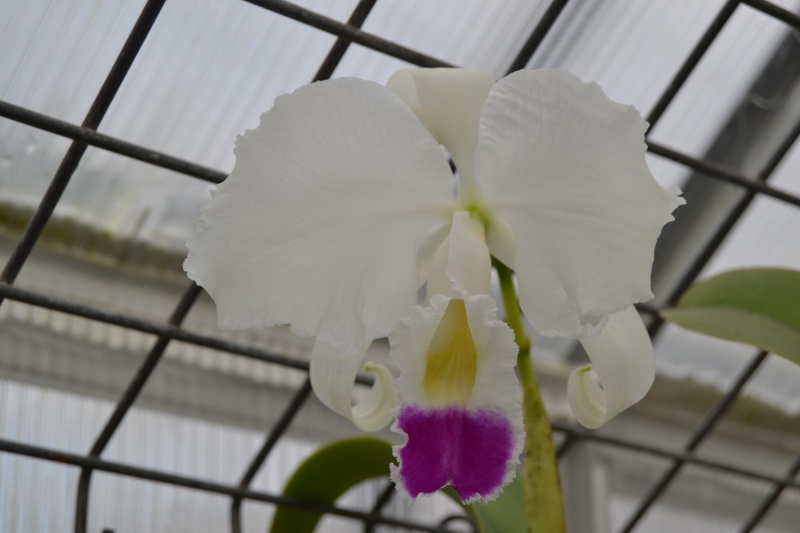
[474,474,525,533]
[269,436,394,533]
[473,474,526,533]
[661,268,800,363]
[441,474,526,533]
[441,487,487,531]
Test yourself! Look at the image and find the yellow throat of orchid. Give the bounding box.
[423,298,478,406]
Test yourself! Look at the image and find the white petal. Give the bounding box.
[310,340,398,432]
[426,211,491,300]
[387,68,494,203]
[474,69,684,338]
[185,78,458,357]
[569,306,655,429]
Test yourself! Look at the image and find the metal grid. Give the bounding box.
[0,0,799,531]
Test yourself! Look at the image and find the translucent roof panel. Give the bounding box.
[1,0,149,124]
[332,0,552,80]
[2,0,800,416]
[2,0,796,249]
[0,0,546,252]
[100,0,360,168]
[527,0,800,189]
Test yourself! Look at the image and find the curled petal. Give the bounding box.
[184,78,457,357]
[310,340,398,432]
[389,294,523,502]
[387,68,494,202]
[426,210,492,300]
[569,306,655,429]
[475,69,684,338]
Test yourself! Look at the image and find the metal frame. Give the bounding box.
[1,0,799,531]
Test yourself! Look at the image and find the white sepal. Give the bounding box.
[387,68,494,203]
[569,306,655,428]
[310,340,398,432]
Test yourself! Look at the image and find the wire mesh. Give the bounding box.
[0,0,799,531]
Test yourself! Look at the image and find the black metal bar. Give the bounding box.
[743,0,800,29]
[239,379,314,488]
[0,0,167,289]
[0,284,795,524]
[0,99,227,184]
[74,283,202,533]
[311,0,378,82]
[7,97,799,209]
[363,482,398,533]
[0,439,452,533]
[646,0,740,129]
[242,0,451,68]
[4,97,800,210]
[737,452,800,532]
[615,351,770,533]
[556,434,576,460]
[92,284,202,456]
[551,415,800,490]
[230,379,312,533]
[2,266,790,492]
[646,141,800,208]
[505,0,570,75]
[2,414,797,510]
[0,281,314,375]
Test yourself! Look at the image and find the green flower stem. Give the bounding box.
[495,260,566,533]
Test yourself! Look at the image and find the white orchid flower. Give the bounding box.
[184,68,683,497]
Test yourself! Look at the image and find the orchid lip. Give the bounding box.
[390,293,523,502]
[393,404,516,502]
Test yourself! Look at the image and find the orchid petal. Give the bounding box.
[568,306,655,429]
[310,340,398,432]
[184,78,458,358]
[387,68,494,203]
[474,69,684,338]
[426,211,492,300]
[389,294,523,502]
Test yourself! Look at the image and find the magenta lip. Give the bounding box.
[395,404,515,501]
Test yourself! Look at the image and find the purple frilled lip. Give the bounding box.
[393,404,515,501]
